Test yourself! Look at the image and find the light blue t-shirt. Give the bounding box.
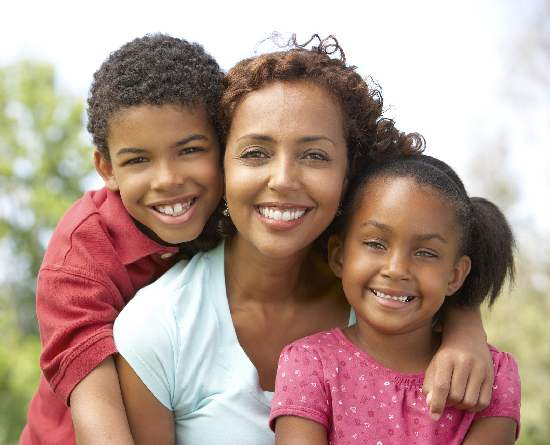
[114,241,354,444]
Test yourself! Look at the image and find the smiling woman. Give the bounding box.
[113,36,496,445]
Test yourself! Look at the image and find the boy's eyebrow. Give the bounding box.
[174,134,210,146]
[115,147,147,156]
[114,134,210,157]
[361,220,447,243]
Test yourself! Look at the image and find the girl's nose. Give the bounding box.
[267,155,300,193]
[381,250,412,281]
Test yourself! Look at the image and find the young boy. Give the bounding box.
[20,34,224,444]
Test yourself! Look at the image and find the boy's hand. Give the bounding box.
[423,344,493,420]
[423,306,493,420]
[70,356,134,445]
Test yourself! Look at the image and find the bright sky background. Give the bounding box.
[2,0,549,250]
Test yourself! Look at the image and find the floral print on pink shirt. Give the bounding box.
[269,329,520,445]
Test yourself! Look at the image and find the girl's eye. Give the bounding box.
[416,250,438,258]
[364,241,386,250]
[122,156,148,166]
[303,150,329,162]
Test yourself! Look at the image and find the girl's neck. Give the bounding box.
[224,235,314,307]
[346,321,440,374]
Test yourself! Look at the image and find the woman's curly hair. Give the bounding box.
[87,33,224,159]
[218,34,425,241]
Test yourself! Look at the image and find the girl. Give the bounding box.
[270,154,520,444]
[114,38,498,444]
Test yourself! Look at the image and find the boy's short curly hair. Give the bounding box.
[87,33,224,159]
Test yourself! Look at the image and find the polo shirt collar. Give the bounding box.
[102,189,178,265]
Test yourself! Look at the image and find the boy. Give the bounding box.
[20,34,224,444]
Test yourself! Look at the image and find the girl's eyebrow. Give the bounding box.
[361,220,448,243]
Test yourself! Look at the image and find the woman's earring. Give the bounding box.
[336,205,343,216]
[222,199,230,217]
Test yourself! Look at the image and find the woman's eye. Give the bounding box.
[241,148,268,159]
[122,156,148,166]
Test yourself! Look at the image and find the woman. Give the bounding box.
[114,36,492,444]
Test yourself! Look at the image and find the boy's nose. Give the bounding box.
[152,163,184,190]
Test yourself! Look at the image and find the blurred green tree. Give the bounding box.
[0,60,93,334]
[0,60,92,443]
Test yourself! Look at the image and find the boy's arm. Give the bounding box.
[115,354,175,445]
[462,417,517,445]
[275,416,327,445]
[423,306,493,420]
[70,357,133,445]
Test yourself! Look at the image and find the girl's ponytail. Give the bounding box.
[453,197,516,307]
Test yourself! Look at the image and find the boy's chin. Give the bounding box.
[132,218,199,246]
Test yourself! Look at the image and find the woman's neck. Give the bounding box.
[347,321,440,374]
[224,235,314,307]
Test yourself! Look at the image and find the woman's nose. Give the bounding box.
[267,155,300,193]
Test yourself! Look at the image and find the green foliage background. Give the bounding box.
[0,60,549,444]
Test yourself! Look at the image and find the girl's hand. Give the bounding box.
[423,306,493,420]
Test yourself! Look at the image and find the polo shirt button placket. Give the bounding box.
[160,252,174,260]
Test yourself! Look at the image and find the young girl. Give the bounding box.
[270,154,520,444]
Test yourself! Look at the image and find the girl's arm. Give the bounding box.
[462,417,517,445]
[70,357,134,445]
[275,416,327,445]
[115,354,175,445]
[423,306,493,420]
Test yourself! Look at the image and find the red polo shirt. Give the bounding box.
[20,188,179,445]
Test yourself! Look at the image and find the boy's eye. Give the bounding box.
[179,146,205,155]
[122,156,148,166]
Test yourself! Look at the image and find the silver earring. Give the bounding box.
[222,199,230,217]
[336,206,343,216]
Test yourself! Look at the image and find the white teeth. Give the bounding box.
[372,289,413,303]
[259,207,306,222]
[155,201,192,217]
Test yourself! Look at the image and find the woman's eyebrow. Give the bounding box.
[235,133,274,143]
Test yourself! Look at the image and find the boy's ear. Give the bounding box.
[94,150,119,191]
[328,235,345,278]
[446,255,472,296]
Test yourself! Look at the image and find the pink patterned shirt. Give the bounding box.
[270,329,520,445]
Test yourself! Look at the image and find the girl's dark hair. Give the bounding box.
[218,34,424,238]
[87,33,224,160]
[339,154,515,307]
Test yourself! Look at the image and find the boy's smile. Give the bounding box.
[96,103,223,245]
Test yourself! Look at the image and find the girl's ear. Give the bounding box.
[94,150,119,191]
[328,235,345,278]
[446,255,472,296]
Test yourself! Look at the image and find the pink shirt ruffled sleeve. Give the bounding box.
[269,341,331,432]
